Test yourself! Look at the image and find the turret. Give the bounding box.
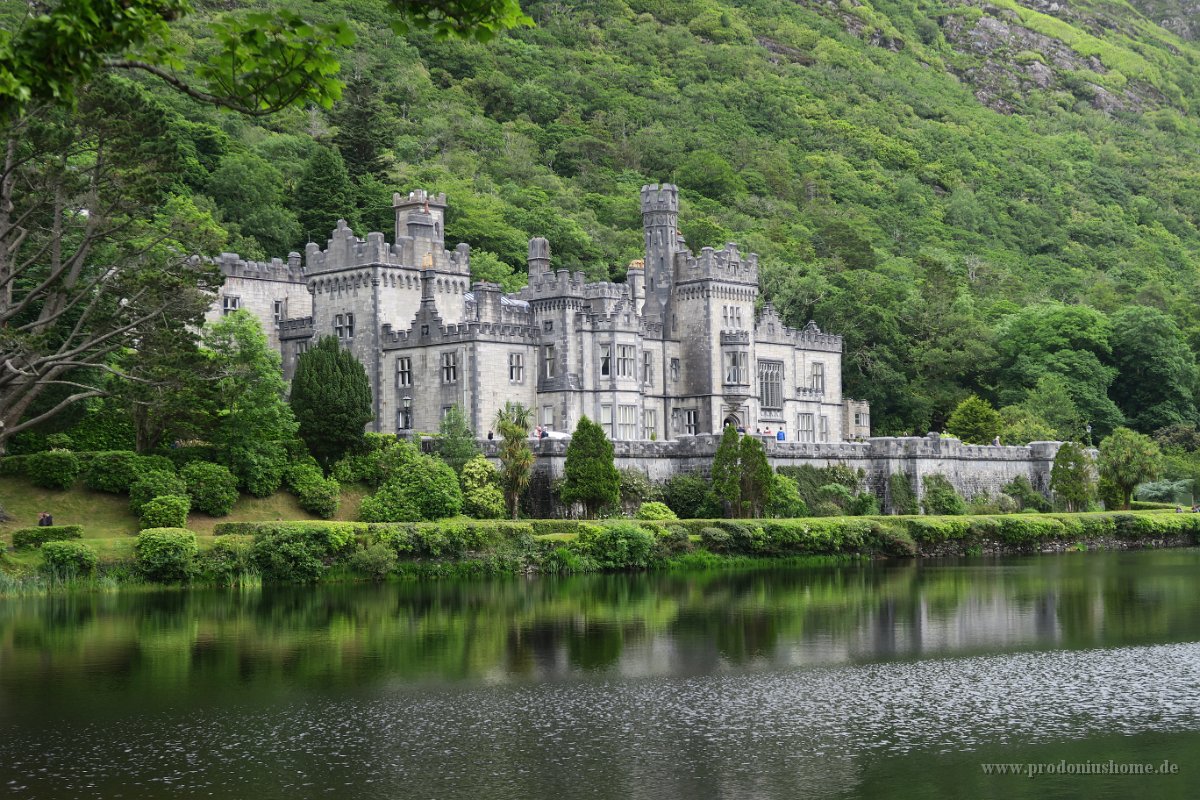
[640,183,681,322]
[393,190,447,247]
[528,237,551,277]
[626,259,645,316]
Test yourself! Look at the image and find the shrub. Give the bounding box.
[139,495,191,529]
[180,462,239,516]
[618,467,660,509]
[129,470,188,515]
[888,472,919,515]
[766,473,808,518]
[227,445,287,497]
[350,542,399,580]
[12,525,84,549]
[1002,475,1051,512]
[657,525,693,555]
[25,450,80,490]
[662,472,714,519]
[871,524,917,557]
[700,526,733,553]
[283,462,341,518]
[359,454,462,522]
[41,541,98,577]
[573,522,657,569]
[195,536,253,584]
[134,528,198,582]
[847,492,880,516]
[82,451,140,493]
[251,534,326,582]
[921,474,966,515]
[635,501,678,520]
[460,455,504,519]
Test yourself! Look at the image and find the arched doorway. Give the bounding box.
[723,414,741,431]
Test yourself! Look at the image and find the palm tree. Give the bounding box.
[495,402,534,518]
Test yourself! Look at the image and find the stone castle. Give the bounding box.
[206,184,1065,510]
[206,184,871,443]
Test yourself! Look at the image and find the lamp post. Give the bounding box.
[1085,423,1093,447]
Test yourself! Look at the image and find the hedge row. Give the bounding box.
[11,525,84,549]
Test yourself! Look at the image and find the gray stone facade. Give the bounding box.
[211,184,869,443]
[209,184,1070,505]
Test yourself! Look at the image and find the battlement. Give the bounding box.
[392,189,447,209]
[382,317,538,348]
[303,222,470,275]
[518,269,591,301]
[215,252,305,283]
[278,316,314,340]
[640,183,679,214]
[676,243,759,285]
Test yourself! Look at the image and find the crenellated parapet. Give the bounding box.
[382,318,539,348]
[674,242,759,286]
[518,269,590,301]
[278,316,314,340]
[215,251,306,283]
[303,221,470,276]
[640,183,679,215]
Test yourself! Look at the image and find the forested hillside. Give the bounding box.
[9,0,1200,446]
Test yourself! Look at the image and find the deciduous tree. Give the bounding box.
[1098,427,1162,510]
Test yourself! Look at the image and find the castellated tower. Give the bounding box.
[640,183,681,325]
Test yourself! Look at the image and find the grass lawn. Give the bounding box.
[0,476,371,542]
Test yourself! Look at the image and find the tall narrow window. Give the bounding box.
[819,415,829,442]
[642,352,654,386]
[758,360,783,410]
[543,344,556,379]
[334,314,344,339]
[599,344,611,377]
[798,413,815,443]
[600,404,614,438]
[222,295,240,316]
[273,300,284,322]
[397,357,412,388]
[345,313,355,339]
[508,352,524,383]
[724,351,746,384]
[811,362,825,393]
[617,405,637,440]
[642,408,657,440]
[441,351,458,384]
[670,358,680,382]
[542,405,555,430]
[684,409,699,435]
[617,345,634,377]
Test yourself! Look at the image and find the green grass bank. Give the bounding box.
[1,500,1198,595]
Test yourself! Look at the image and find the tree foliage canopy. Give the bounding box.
[290,336,373,469]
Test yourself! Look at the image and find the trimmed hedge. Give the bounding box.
[135,528,198,582]
[41,540,98,576]
[140,495,191,529]
[25,450,80,490]
[12,525,84,549]
[129,470,188,515]
[82,451,176,494]
[180,461,239,516]
[283,462,340,519]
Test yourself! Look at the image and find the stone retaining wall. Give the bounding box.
[459,433,1070,516]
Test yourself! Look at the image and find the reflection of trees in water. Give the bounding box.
[0,551,1198,706]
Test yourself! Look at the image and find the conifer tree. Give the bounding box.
[560,416,620,518]
[295,145,359,245]
[739,435,773,518]
[290,336,373,469]
[437,405,479,473]
[1050,441,1094,512]
[709,425,742,518]
[946,395,1002,444]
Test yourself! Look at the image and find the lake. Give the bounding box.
[1,549,1199,798]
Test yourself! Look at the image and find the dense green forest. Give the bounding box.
[8,0,1200,452]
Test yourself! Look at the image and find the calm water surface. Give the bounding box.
[2,550,1200,799]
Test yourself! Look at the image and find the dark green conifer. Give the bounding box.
[290,336,373,468]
